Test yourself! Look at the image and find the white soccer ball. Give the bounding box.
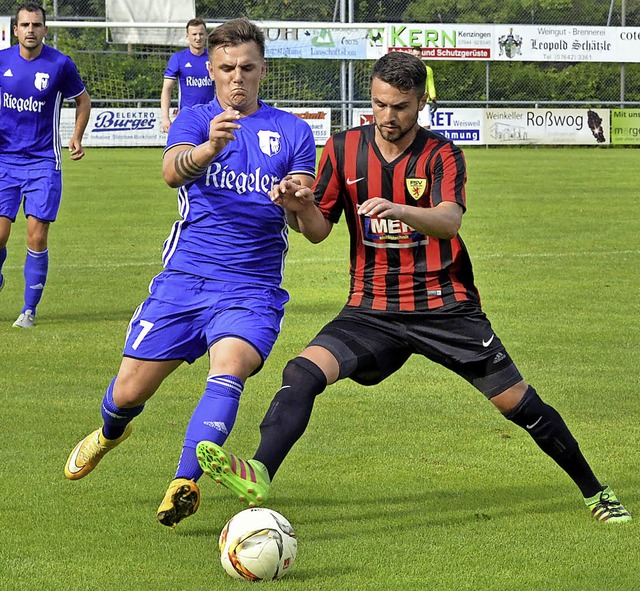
[218,507,298,581]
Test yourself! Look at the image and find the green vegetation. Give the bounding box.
[3,0,638,106]
[1,147,638,591]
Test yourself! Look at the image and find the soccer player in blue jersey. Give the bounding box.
[161,18,215,133]
[0,2,90,328]
[64,18,317,528]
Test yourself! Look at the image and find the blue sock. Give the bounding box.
[0,246,6,277]
[23,248,48,314]
[175,374,244,481]
[101,378,145,439]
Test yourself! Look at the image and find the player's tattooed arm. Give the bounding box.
[163,144,213,187]
[163,109,241,188]
[174,148,209,181]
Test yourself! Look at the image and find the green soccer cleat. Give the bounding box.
[584,486,632,523]
[64,424,133,480]
[196,441,270,508]
[157,478,200,528]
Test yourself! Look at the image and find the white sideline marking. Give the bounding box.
[474,249,639,261]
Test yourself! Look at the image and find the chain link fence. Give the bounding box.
[2,0,639,131]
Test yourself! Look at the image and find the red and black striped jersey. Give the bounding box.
[313,124,480,311]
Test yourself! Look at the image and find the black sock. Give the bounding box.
[254,357,327,479]
[504,386,603,498]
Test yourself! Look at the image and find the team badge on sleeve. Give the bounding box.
[406,178,427,201]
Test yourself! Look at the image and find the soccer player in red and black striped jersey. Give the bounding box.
[197,51,631,523]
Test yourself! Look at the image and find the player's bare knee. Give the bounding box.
[112,374,155,407]
[490,380,528,412]
[26,218,49,250]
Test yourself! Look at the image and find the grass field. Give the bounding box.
[1,147,638,591]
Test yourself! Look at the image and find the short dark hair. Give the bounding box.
[208,18,265,58]
[16,2,46,25]
[371,51,426,95]
[186,18,206,31]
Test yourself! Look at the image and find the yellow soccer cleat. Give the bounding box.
[64,423,133,480]
[157,478,200,528]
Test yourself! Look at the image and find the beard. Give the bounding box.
[375,120,417,143]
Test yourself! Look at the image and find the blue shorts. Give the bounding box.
[123,270,289,368]
[0,166,62,222]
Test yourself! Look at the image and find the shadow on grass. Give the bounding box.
[163,476,639,542]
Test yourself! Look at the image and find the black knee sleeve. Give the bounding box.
[283,356,328,392]
[255,358,327,477]
[260,357,327,429]
[504,385,578,457]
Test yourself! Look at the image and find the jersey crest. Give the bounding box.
[406,177,427,201]
[258,130,282,156]
[34,72,50,91]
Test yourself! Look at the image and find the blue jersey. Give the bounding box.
[164,49,215,110]
[162,98,316,286]
[0,44,86,170]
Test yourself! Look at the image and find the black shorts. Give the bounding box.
[307,302,522,399]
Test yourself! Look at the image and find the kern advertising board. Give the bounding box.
[387,24,493,60]
[610,109,640,145]
[60,107,331,147]
[386,23,640,62]
[351,107,484,145]
[484,108,610,145]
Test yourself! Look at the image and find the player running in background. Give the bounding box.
[197,50,631,524]
[64,18,316,528]
[410,46,437,129]
[161,18,215,133]
[0,2,91,328]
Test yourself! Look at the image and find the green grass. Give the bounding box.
[1,147,638,591]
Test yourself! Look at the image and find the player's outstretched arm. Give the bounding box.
[270,177,332,243]
[162,108,241,188]
[69,90,91,161]
[271,174,316,232]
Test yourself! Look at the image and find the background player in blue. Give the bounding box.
[65,18,316,528]
[0,2,90,328]
[161,18,215,133]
